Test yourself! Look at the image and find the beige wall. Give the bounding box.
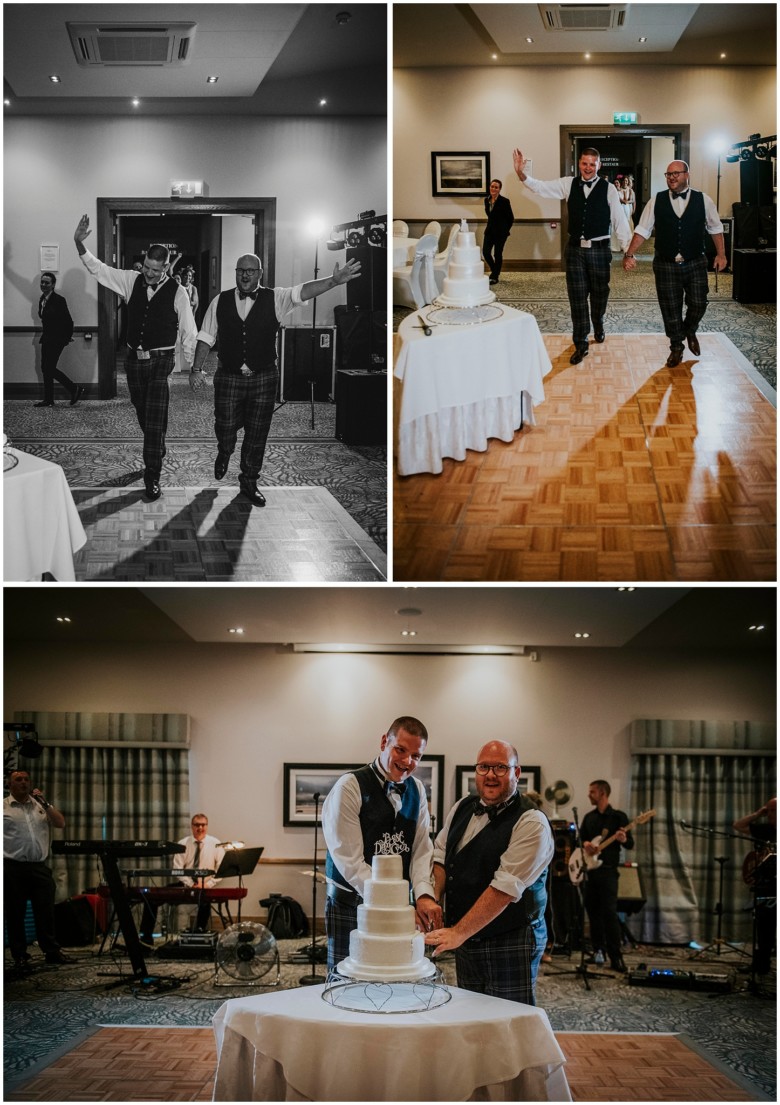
[4,114,385,384]
[394,64,776,261]
[5,641,774,916]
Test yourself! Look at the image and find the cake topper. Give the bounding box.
[374,831,410,856]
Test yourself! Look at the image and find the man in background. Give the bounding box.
[35,272,81,408]
[483,179,515,286]
[579,779,633,972]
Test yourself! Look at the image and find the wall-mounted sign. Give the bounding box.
[40,245,60,271]
[170,180,205,198]
[613,112,638,125]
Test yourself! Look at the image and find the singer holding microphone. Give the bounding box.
[3,768,71,969]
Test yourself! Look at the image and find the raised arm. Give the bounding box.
[299,257,362,303]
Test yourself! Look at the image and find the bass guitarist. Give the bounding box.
[580,780,633,972]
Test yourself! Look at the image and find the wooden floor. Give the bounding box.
[5,1026,760,1102]
[393,332,776,581]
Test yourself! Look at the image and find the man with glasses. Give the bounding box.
[425,741,554,1005]
[74,215,198,501]
[190,251,361,506]
[623,161,726,367]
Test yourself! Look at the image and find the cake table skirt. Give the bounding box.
[212,984,571,1101]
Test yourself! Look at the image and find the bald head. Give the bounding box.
[235,253,262,294]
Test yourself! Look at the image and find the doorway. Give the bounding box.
[557,123,690,268]
[95,197,276,399]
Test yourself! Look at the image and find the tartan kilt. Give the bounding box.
[454,917,547,1005]
[325,895,358,970]
[213,366,278,481]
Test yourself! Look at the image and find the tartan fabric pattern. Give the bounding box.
[454,917,547,1005]
[125,352,174,480]
[213,366,278,482]
[652,256,709,345]
[325,895,359,970]
[563,241,612,343]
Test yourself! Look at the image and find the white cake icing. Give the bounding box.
[438,220,495,307]
[336,853,436,981]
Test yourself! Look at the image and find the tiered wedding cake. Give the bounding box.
[336,854,437,981]
[438,219,495,307]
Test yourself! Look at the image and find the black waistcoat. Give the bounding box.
[444,794,548,940]
[567,178,611,242]
[216,288,278,374]
[126,275,179,350]
[653,190,707,260]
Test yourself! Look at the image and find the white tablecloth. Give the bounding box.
[212,983,571,1101]
[3,448,86,581]
[393,236,420,267]
[394,305,551,476]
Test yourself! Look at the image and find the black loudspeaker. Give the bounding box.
[346,246,386,311]
[550,820,575,879]
[705,217,732,271]
[55,897,96,946]
[732,248,777,304]
[549,877,580,950]
[281,328,335,400]
[335,369,387,446]
[617,865,646,915]
[739,155,774,207]
[334,306,387,372]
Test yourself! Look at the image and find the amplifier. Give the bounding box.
[628,966,735,992]
[335,369,387,446]
[617,864,645,915]
[280,327,336,400]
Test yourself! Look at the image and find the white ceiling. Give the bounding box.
[393,3,777,68]
[4,586,776,652]
[3,3,386,116]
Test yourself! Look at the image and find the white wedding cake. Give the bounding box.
[336,854,436,981]
[438,219,495,307]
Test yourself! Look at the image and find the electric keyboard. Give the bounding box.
[123,868,216,879]
[100,886,248,905]
[52,840,185,856]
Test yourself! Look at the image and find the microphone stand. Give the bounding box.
[299,792,326,985]
[680,821,751,961]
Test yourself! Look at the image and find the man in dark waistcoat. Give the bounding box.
[513,146,631,364]
[426,740,554,1005]
[321,716,442,971]
[190,251,361,506]
[34,272,82,408]
[483,179,515,285]
[623,160,726,366]
[579,779,633,972]
[75,215,198,501]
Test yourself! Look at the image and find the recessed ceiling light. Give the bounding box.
[574,632,590,639]
[206,75,219,84]
[49,75,61,83]
[56,616,72,624]
[748,624,765,632]
[616,586,636,592]
[4,99,10,107]
[525,37,534,44]
[319,98,327,106]
[400,629,418,638]
[584,53,592,60]
[229,627,244,635]
[131,98,140,107]
[491,53,498,59]
[638,37,647,43]
[720,52,727,59]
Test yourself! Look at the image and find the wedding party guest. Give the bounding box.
[34,272,82,408]
[483,179,515,285]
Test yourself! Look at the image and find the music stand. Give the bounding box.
[215,846,264,924]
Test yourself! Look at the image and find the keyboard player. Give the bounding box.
[140,813,225,944]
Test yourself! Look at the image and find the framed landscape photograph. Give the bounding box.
[431,151,491,197]
[416,754,445,832]
[282,762,360,827]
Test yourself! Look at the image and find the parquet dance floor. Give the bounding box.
[393,332,776,581]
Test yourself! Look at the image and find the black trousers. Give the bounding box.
[3,858,61,959]
[482,229,509,280]
[582,865,623,963]
[41,342,75,404]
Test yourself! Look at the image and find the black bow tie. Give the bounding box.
[238,288,258,300]
[580,178,596,187]
[473,803,500,821]
[386,781,406,797]
[671,191,689,200]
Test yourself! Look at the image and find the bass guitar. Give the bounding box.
[568,809,656,885]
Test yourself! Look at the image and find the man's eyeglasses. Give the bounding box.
[664,171,686,178]
[235,268,260,276]
[475,763,513,777]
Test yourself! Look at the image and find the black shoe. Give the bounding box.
[239,482,266,507]
[489,277,498,285]
[666,347,684,368]
[144,478,162,502]
[686,333,701,357]
[214,454,229,481]
[593,330,605,343]
[13,952,32,970]
[570,344,589,365]
[34,401,54,408]
[609,959,628,973]
[45,950,74,965]
[70,385,84,407]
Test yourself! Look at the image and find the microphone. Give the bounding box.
[572,807,578,818]
[312,792,321,802]
[679,819,690,830]
[31,789,49,809]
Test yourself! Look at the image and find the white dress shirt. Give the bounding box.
[172,832,225,888]
[521,174,632,251]
[79,249,198,364]
[433,797,554,903]
[633,190,724,241]
[195,285,305,373]
[3,794,52,862]
[322,759,436,902]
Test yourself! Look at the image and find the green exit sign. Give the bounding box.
[613,112,638,125]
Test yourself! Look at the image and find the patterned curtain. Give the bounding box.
[628,720,776,946]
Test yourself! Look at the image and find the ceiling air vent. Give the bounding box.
[67,22,196,67]
[539,5,628,31]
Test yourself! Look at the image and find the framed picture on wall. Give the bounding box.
[519,766,541,795]
[415,754,444,832]
[456,764,541,801]
[282,763,360,827]
[431,151,491,197]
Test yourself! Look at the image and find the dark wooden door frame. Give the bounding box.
[95,197,276,398]
[557,123,690,269]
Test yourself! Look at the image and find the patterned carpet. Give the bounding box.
[394,261,777,390]
[3,375,387,557]
[3,940,775,1099]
